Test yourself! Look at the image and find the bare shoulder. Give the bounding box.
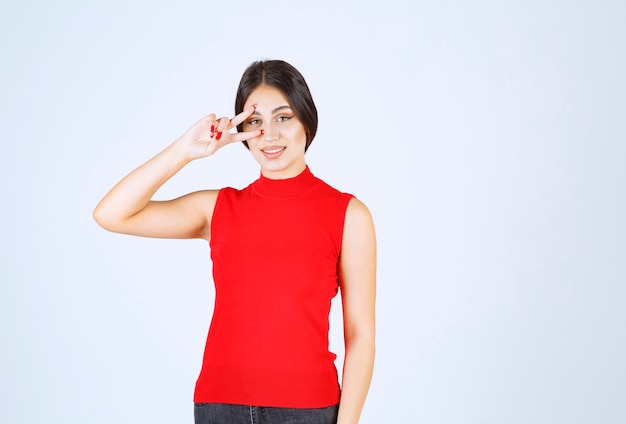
[345,197,374,228]
[340,196,376,296]
[343,197,376,247]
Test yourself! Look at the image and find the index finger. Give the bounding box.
[229,104,256,128]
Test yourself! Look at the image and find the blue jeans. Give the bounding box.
[194,403,339,424]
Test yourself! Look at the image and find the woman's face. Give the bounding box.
[242,85,307,179]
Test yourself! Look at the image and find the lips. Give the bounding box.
[261,146,286,158]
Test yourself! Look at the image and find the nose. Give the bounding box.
[263,121,279,141]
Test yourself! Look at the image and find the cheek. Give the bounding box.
[288,123,308,145]
[246,138,261,152]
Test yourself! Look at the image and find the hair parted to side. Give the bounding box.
[235,60,318,151]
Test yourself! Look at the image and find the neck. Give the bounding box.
[260,161,307,180]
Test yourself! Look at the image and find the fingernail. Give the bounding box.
[210,125,215,132]
[252,104,258,109]
[216,131,223,140]
[260,129,265,135]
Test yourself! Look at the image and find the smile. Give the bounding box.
[261,147,286,158]
[263,147,285,154]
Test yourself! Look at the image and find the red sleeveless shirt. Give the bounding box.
[193,166,353,408]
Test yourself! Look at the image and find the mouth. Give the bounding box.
[261,146,286,158]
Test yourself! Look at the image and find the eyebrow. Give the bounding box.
[251,105,292,116]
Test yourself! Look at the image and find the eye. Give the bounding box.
[246,119,261,126]
[277,115,292,122]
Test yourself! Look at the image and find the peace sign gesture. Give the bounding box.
[177,104,262,160]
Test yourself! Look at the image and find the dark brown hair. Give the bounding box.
[235,60,318,151]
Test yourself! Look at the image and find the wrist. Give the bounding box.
[170,137,197,164]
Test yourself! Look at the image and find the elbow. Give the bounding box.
[92,206,110,230]
[92,204,120,232]
[345,326,376,353]
[344,329,376,372]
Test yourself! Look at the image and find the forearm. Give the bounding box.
[93,139,190,230]
[337,333,375,424]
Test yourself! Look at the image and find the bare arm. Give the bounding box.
[337,198,377,424]
[93,107,261,240]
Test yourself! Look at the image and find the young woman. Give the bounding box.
[93,60,376,424]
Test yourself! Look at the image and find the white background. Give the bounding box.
[1,1,625,423]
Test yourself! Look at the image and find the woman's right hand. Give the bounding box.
[177,105,261,160]
[94,105,261,239]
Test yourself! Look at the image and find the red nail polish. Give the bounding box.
[216,131,223,140]
[260,129,265,135]
[210,125,215,132]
